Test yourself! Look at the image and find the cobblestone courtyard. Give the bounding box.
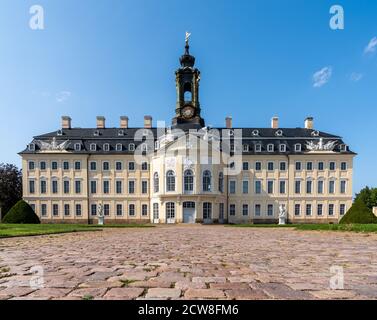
[1,225,377,300]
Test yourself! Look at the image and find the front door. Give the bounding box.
[183,202,196,223]
[166,202,176,224]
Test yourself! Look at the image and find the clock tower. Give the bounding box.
[172,33,205,129]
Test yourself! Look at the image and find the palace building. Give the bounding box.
[20,40,356,224]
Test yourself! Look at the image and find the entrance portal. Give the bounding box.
[183,202,196,223]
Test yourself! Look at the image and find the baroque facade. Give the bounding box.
[20,41,356,224]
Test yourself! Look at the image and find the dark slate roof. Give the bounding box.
[19,127,356,155]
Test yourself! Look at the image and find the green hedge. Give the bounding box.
[2,200,40,224]
[340,200,377,224]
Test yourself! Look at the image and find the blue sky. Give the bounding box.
[0,0,376,194]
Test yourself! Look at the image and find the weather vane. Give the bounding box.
[185,31,191,45]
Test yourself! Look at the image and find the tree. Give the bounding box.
[340,199,377,224]
[0,163,22,217]
[354,187,377,210]
[2,200,40,224]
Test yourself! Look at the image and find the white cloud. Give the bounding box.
[364,37,377,54]
[56,91,71,103]
[312,67,332,88]
[350,72,363,82]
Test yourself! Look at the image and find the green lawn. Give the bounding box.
[228,223,377,233]
[0,223,154,238]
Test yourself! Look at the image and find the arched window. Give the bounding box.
[218,172,224,193]
[166,170,176,192]
[203,170,212,192]
[153,172,159,193]
[184,170,194,193]
[183,82,192,102]
[184,91,192,102]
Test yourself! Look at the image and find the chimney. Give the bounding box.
[304,117,314,129]
[226,116,232,129]
[271,116,279,129]
[96,116,105,129]
[120,116,129,129]
[144,115,152,129]
[61,116,71,129]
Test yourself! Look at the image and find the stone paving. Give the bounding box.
[0,225,377,300]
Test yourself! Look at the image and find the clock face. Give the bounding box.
[182,106,195,119]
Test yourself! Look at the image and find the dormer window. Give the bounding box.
[295,144,302,152]
[255,144,262,152]
[340,144,347,152]
[74,143,81,151]
[28,143,35,151]
[243,144,249,152]
[252,130,259,136]
[129,143,135,151]
[279,144,286,152]
[267,144,274,152]
[90,143,97,151]
[275,130,283,137]
[57,130,63,136]
[116,143,122,151]
[94,130,100,136]
[311,130,320,137]
[118,130,124,136]
[103,143,110,152]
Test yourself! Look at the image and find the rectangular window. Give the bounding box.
[128,162,135,171]
[242,180,249,194]
[318,162,324,171]
[318,180,324,194]
[104,204,110,216]
[116,180,122,194]
[306,180,312,194]
[75,180,81,194]
[51,161,58,170]
[103,161,110,171]
[64,204,71,216]
[129,204,135,216]
[203,203,212,220]
[229,180,236,194]
[40,180,47,194]
[279,162,286,171]
[28,161,35,170]
[128,180,135,194]
[53,204,59,216]
[115,161,122,171]
[255,162,262,171]
[103,180,110,194]
[90,161,97,171]
[52,180,58,194]
[267,204,273,216]
[328,204,334,216]
[295,162,302,171]
[142,162,148,171]
[242,162,249,171]
[340,204,346,216]
[91,204,97,216]
[306,204,312,216]
[40,161,46,170]
[295,180,301,194]
[63,180,70,194]
[341,162,347,171]
[76,204,82,216]
[116,204,123,216]
[329,162,336,171]
[63,161,69,170]
[142,204,148,216]
[255,144,262,152]
[255,204,261,216]
[242,204,249,216]
[153,203,159,220]
[219,203,224,220]
[267,180,274,194]
[229,204,236,216]
[142,180,148,194]
[74,161,81,170]
[317,204,323,216]
[340,180,346,194]
[255,180,262,194]
[267,162,274,171]
[329,181,335,194]
[306,162,313,171]
[41,204,47,217]
[279,181,286,194]
[90,181,97,194]
[294,204,301,216]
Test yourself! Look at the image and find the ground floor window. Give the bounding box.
[317,204,323,216]
[166,202,175,219]
[116,204,123,216]
[75,204,82,216]
[104,204,110,216]
[219,203,224,220]
[242,204,249,216]
[203,202,212,220]
[142,204,148,216]
[229,204,236,216]
[153,203,159,220]
[91,204,97,216]
[53,204,59,216]
[129,204,135,216]
[41,204,47,217]
[306,204,312,216]
[340,204,346,216]
[328,204,334,216]
[254,204,261,216]
[267,204,273,216]
[294,204,301,216]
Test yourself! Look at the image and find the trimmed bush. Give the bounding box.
[2,200,40,224]
[340,200,377,224]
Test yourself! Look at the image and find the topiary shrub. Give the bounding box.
[2,200,40,224]
[340,200,377,224]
